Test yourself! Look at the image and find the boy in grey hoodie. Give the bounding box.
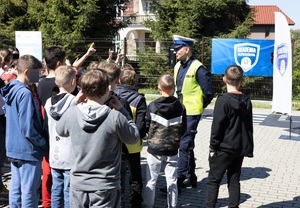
[44,66,78,208]
[56,69,140,208]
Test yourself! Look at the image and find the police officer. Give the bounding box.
[172,35,214,188]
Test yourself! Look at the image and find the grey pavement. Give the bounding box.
[1,106,300,207]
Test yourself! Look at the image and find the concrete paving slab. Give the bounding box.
[1,107,300,208]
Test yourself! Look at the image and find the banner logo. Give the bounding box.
[234,43,260,72]
[276,43,288,77]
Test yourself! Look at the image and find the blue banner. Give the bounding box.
[211,39,274,76]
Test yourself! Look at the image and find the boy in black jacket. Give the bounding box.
[143,74,186,208]
[114,68,146,208]
[206,65,254,208]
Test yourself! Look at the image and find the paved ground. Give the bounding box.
[1,106,300,207]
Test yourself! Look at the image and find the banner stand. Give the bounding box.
[289,116,292,139]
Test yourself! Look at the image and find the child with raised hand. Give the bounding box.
[206,65,254,208]
[44,65,78,208]
[56,69,140,207]
[38,46,67,208]
[143,74,186,208]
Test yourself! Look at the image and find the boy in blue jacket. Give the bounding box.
[1,55,48,207]
[114,68,146,208]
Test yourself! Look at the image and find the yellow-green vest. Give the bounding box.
[174,60,204,115]
[125,97,143,154]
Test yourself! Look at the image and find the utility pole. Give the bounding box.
[201,35,204,63]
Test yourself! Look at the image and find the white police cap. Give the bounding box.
[172,35,196,48]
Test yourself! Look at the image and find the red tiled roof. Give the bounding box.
[250,5,295,26]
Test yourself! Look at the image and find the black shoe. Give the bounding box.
[182,178,197,188]
[177,178,185,188]
[131,194,143,208]
[159,187,182,194]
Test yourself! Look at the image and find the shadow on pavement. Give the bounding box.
[216,193,251,207]
[260,114,300,129]
[257,196,300,208]
[240,167,271,181]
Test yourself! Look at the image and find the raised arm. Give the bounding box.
[72,43,96,70]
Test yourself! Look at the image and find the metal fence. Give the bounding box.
[67,38,299,101]
[134,72,275,100]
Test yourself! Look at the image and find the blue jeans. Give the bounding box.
[9,160,42,208]
[51,168,70,208]
[177,115,201,181]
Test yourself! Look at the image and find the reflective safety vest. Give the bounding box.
[126,95,143,154]
[174,60,204,115]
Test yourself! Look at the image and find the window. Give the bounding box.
[114,3,124,19]
[145,1,151,13]
[145,32,155,48]
[265,26,270,38]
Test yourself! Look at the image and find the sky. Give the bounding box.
[248,0,300,29]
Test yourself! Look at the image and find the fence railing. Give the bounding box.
[135,73,276,101]
[55,38,299,102]
[120,14,156,25]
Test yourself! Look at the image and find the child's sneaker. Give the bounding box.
[0,184,9,197]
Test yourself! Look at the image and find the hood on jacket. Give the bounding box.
[1,80,28,106]
[219,93,251,116]
[115,84,141,104]
[49,93,75,121]
[154,96,181,118]
[104,91,120,106]
[76,103,111,131]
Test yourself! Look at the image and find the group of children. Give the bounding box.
[0,43,253,208]
[0,45,165,207]
[0,47,20,196]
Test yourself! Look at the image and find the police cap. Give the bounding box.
[172,35,196,49]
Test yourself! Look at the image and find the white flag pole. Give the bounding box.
[273,12,293,138]
[272,12,292,116]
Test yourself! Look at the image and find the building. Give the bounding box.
[117,2,295,58]
[115,0,156,60]
[249,5,295,39]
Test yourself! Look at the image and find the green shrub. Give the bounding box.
[137,46,173,88]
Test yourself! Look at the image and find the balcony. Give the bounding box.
[119,14,156,25]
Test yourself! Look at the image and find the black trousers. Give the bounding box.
[206,151,244,208]
[121,152,143,205]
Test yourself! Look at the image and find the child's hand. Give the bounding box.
[86,44,96,56]
[108,95,123,110]
[65,59,71,66]
[74,90,86,104]
[107,48,114,63]
[108,48,113,58]
[209,151,216,158]
[115,53,123,64]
